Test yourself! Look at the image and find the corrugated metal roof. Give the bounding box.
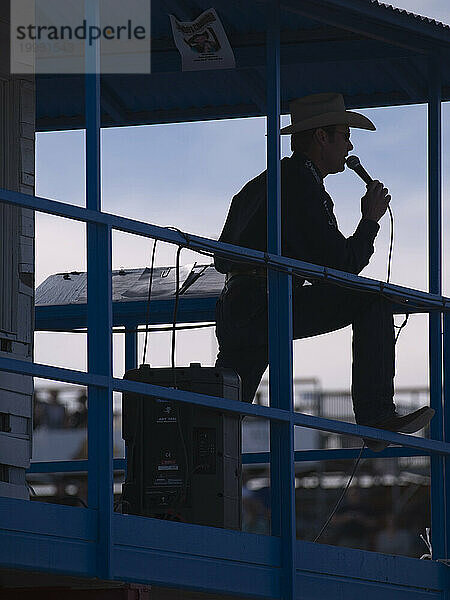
[35,264,224,306]
[370,1,449,30]
[36,0,450,131]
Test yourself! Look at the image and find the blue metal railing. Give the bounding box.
[26,446,432,476]
[427,55,446,560]
[0,4,449,599]
[0,172,449,597]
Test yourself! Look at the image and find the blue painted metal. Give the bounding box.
[0,183,448,311]
[0,355,109,386]
[85,217,114,578]
[35,295,435,334]
[28,445,432,475]
[27,443,431,476]
[0,498,97,578]
[35,297,218,330]
[29,459,92,473]
[293,540,447,599]
[0,496,96,540]
[0,497,282,596]
[32,296,445,334]
[266,4,296,599]
[428,55,446,561]
[242,446,432,463]
[34,0,450,133]
[445,313,450,573]
[85,1,114,578]
[28,458,125,473]
[0,348,448,459]
[124,328,138,372]
[0,183,447,309]
[112,514,281,598]
[1,349,450,455]
[123,326,137,476]
[1,1,449,597]
[1,494,448,597]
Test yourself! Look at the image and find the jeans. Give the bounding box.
[215,275,396,425]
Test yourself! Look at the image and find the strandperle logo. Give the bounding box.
[15,19,147,46]
[11,0,151,74]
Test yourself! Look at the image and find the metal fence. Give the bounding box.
[0,2,449,599]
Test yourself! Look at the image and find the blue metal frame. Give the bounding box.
[427,55,446,561]
[266,6,296,598]
[1,1,450,598]
[84,6,114,576]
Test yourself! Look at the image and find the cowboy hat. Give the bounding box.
[280,92,375,135]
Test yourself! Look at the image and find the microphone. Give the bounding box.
[347,155,394,285]
[345,155,373,185]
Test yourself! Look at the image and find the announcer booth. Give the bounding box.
[0,1,450,599]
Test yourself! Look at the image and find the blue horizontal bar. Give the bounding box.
[28,459,126,474]
[35,298,432,334]
[245,446,431,463]
[112,514,280,598]
[290,411,448,454]
[35,297,217,331]
[0,355,287,421]
[112,374,290,421]
[0,494,443,597]
[114,512,280,566]
[2,353,449,454]
[0,496,96,540]
[294,446,431,460]
[294,539,445,596]
[0,355,108,387]
[28,446,430,474]
[0,186,448,309]
[112,378,450,456]
[28,460,89,473]
[35,296,436,332]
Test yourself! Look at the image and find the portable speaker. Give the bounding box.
[122,363,242,529]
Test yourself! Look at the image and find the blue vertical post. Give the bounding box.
[125,326,138,372]
[124,325,138,478]
[427,56,445,560]
[444,312,450,565]
[85,0,114,579]
[266,2,296,599]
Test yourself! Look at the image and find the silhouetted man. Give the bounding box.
[214,92,433,451]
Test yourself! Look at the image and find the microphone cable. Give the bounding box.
[386,205,393,284]
[346,154,394,284]
[386,198,410,347]
[152,179,402,532]
[142,238,158,366]
[313,166,411,543]
[313,443,365,543]
[171,245,183,388]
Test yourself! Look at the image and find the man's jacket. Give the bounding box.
[214,152,379,278]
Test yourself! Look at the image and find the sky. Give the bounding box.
[33,0,450,399]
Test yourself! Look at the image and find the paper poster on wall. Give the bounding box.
[169,8,235,71]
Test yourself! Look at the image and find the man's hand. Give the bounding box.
[361,180,391,223]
